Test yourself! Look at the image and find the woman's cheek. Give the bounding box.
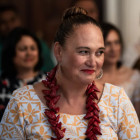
[98,57,104,68]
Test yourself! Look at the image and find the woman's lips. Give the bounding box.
[81,69,95,74]
[24,58,33,62]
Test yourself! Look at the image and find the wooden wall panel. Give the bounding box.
[0,0,103,47]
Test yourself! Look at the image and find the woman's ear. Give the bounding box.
[54,42,63,62]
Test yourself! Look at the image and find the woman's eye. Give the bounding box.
[96,51,104,56]
[79,51,89,54]
[114,40,121,45]
[18,47,26,51]
[31,46,37,51]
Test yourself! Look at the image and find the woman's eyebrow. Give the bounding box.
[99,47,106,50]
[76,47,106,50]
[76,47,90,50]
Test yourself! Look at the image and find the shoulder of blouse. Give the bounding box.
[11,85,36,100]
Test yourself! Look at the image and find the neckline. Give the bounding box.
[31,83,106,116]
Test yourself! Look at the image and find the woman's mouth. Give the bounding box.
[81,69,95,74]
[24,58,32,62]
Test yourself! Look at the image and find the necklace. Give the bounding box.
[42,66,102,140]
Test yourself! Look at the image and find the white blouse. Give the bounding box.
[0,83,140,140]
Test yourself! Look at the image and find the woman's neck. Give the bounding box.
[56,71,87,104]
[16,68,38,80]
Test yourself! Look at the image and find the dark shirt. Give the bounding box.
[0,71,46,121]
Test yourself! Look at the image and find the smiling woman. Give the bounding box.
[0,27,46,121]
[13,35,39,72]
[54,23,105,85]
[0,7,140,140]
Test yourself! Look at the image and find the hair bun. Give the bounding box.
[62,7,87,21]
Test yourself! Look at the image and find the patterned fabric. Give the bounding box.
[0,71,46,121]
[119,70,140,119]
[119,70,140,102]
[0,83,140,140]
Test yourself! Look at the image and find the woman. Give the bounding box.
[98,23,140,120]
[0,7,140,140]
[0,27,46,120]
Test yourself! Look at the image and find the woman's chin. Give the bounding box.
[81,77,95,85]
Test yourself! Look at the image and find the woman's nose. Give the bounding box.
[110,42,118,51]
[85,55,96,67]
[26,48,32,55]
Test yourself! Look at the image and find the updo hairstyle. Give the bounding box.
[54,7,101,46]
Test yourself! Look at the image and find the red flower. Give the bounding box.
[2,80,9,86]
[0,104,5,110]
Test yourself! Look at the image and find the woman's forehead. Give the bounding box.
[67,24,103,43]
[64,25,104,51]
[73,23,101,35]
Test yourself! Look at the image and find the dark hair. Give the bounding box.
[100,23,123,68]
[54,6,101,46]
[0,4,19,15]
[1,27,43,78]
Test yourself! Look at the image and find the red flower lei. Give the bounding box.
[42,66,102,140]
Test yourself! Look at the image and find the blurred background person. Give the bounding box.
[0,4,54,73]
[0,27,46,120]
[98,23,140,119]
[103,0,140,69]
[72,0,99,22]
[0,4,21,37]
[0,5,21,73]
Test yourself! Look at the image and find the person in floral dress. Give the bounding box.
[0,7,140,140]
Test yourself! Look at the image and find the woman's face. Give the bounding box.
[57,23,104,84]
[13,35,39,71]
[104,30,121,65]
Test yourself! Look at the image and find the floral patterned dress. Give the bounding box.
[0,83,140,140]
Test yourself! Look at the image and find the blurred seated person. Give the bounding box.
[0,27,47,120]
[98,23,140,119]
[72,0,99,22]
[0,4,54,73]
